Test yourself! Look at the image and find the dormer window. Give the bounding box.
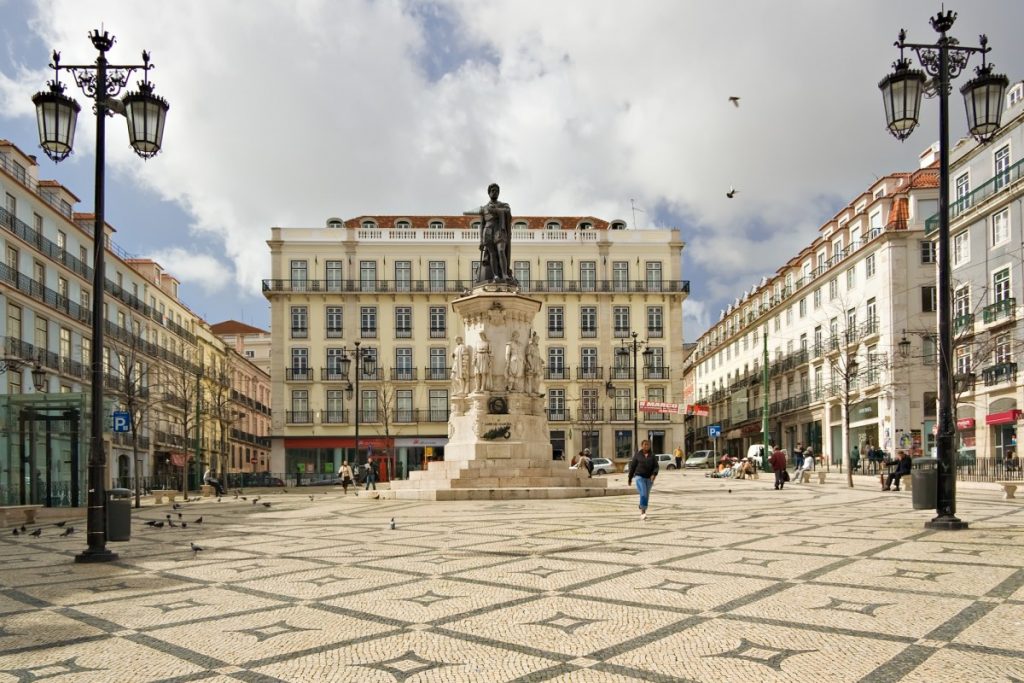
[361,220,377,230]
[513,221,528,230]
[578,221,593,230]
[326,218,343,229]
[428,220,444,230]
[471,221,481,229]
[395,220,411,230]
[545,221,561,230]
[610,220,626,230]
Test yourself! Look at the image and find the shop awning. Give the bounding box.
[986,409,1022,426]
[169,452,191,467]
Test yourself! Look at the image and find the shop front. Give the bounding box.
[394,436,448,478]
[986,406,1020,464]
[284,436,393,482]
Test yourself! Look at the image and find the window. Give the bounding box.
[993,268,1011,303]
[546,261,564,290]
[953,285,971,318]
[428,261,446,291]
[846,267,855,289]
[953,231,970,267]
[547,347,565,379]
[798,298,807,318]
[326,260,342,291]
[994,332,1012,364]
[34,315,48,351]
[395,348,413,380]
[290,306,308,338]
[7,302,23,341]
[785,307,793,325]
[59,327,71,359]
[428,390,448,422]
[360,389,378,423]
[581,306,597,337]
[325,389,345,423]
[547,305,564,337]
[647,347,665,378]
[991,208,1010,247]
[865,253,876,278]
[581,388,598,421]
[580,347,598,377]
[921,286,937,313]
[325,348,346,380]
[580,261,596,291]
[645,262,662,291]
[429,306,446,338]
[994,145,1010,190]
[829,278,838,300]
[4,192,14,215]
[428,347,447,380]
[395,261,411,291]
[396,390,413,422]
[326,306,342,338]
[647,306,663,337]
[359,261,377,291]
[846,308,857,339]
[613,306,630,337]
[360,306,377,338]
[955,345,972,375]
[513,261,530,287]
[920,240,936,264]
[289,348,308,379]
[548,389,566,420]
[612,261,629,291]
[955,172,970,209]
[290,260,307,290]
[395,306,411,338]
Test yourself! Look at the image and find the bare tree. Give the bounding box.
[116,318,157,508]
[163,352,202,494]
[204,360,233,477]
[375,371,398,479]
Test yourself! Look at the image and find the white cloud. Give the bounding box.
[3,0,1022,336]
[142,247,231,295]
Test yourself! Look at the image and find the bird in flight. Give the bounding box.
[728,96,740,107]
[726,187,739,198]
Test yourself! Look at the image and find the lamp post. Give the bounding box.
[615,332,652,456]
[341,341,375,467]
[32,30,169,562]
[879,10,1007,530]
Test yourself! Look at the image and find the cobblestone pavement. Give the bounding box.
[1,470,1022,682]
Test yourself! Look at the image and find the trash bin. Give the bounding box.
[106,488,132,542]
[912,457,938,510]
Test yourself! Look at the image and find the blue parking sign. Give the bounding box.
[708,424,721,438]
[112,411,131,433]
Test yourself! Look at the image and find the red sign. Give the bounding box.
[169,452,191,467]
[687,404,710,417]
[986,409,1022,426]
[956,418,975,430]
[639,400,682,414]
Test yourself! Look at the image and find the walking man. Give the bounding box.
[627,439,659,521]
[770,444,788,490]
[364,461,377,491]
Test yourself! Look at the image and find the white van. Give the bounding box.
[746,445,766,468]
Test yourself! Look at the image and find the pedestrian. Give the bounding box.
[582,448,594,477]
[364,461,377,490]
[340,462,354,495]
[793,449,814,484]
[770,443,788,490]
[627,439,659,521]
[793,443,804,470]
[673,444,683,469]
[202,467,226,496]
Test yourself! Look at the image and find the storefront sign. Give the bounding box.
[395,437,448,447]
[687,404,710,417]
[169,452,190,467]
[741,423,763,436]
[639,400,683,414]
[956,418,976,430]
[986,409,1022,426]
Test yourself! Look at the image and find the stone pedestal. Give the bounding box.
[386,287,629,501]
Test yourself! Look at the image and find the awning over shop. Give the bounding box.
[168,452,191,468]
[986,409,1022,426]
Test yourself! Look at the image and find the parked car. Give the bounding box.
[590,457,615,475]
[684,450,717,469]
[656,453,678,470]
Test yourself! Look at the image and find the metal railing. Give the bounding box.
[982,362,1017,386]
[262,278,691,295]
[982,298,1015,324]
[925,156,1024,234]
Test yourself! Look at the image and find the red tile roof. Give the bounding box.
[210,320,269,335]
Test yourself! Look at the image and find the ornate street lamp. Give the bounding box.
[31,364,47,392]
[616,332,652,455]
[341,341,376,466]
[879,10,1006,530]
[898,332,912,359]
[32,29,169,563]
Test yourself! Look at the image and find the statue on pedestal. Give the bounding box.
[465,183,514,284]
[524,330,544,395]
[505,330,524,392]
[473,332,493,393]
[451,336,471,395]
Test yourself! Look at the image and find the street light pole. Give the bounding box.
[32,30,168,563]
[617,332,651,456]
[879,10,1007,530]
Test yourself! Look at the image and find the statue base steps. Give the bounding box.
[378,485,632,501]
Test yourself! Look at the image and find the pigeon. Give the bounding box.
[195,517,203,524]
[217,498,221,503]
[190,542,204,556]
[20,525,26,533]
[166,514,172,521]
[30,527,42,537]
[154,521,164,528]
[728,96,740,107]
[177,513,183,520]
[262,502,272,508]
[60,527,75,537]
[167,521,178,528]
[181,522,187,529]
[728,489,732,494]
[240,496,247,501]
[726,187,738,199]
[146,520,159,527]
[389,518,396,531]
[172,503,181,510]
[54,521,66,528]
[282,489,288,494]
[12,528,18,536]
[308,495,315,502]
[252,499,258,505]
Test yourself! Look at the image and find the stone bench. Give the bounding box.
[200,485,215,497]
[151,490,178,505]
[995,481,1019,500]
[0,505,44,526]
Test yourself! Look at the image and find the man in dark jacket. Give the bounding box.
[884,451,912,491]
[627,439,659,521]
[770,444,788,490]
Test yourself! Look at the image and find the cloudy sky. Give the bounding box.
[2,0,1023,339]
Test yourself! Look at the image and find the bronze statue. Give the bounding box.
[465,183,514,284]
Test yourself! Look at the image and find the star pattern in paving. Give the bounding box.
[350,650,456,681]
[231,620,320,643]
[646,579,702,595]
[527,611,605,635]
[151,598,205,614]
[0,657,104,682]
[516,565,566,579]
[400,590,461,606]
[707,638,816,671]
[892,567,951,582]
[813,597,895,616]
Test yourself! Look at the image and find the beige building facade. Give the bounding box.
[264,215,688,479]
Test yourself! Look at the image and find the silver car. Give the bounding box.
[590,457,615,475]
[656,453,678,470]
[685,450,717,469]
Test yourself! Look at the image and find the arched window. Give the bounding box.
[428,220,444,230]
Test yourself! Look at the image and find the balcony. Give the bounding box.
[424,366,449,381]
[391,367,418,381]
[321,368,348,382]
[647,326,663,339]
[576,366,604,380]
[290,327,308,339]
[395,327,412,339]
[547,408,570,422]
[579,409,604,422]
[954,372,976,393]
[925,156,1024,235]
[609,366,634,380]
[395,409,418,423]
[580,327,597,338]
[547,327,564,339]
[321,410,349,424]
[953,313,975,335]
[982,298,1015,325]
[429,327,447,339]
[982,362,1017,387]
[285,368,313,382]
[263,277,692,296]
[545,366,570,380]
[360,327,377,339]
[643,366,670,380]
[861,316,880,338]
[427,410,448,422]
[609,408,634,421]
[326,327,343,339]
[644,412,669,422]
[356,368,384,382]
[286,410,313,424]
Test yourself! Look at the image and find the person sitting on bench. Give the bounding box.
[203,468,226,496]
[883,451,912,491]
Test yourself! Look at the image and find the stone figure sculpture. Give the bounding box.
[473,332,492,393]
[505,330,524,392]
[465,183,513,284]
[451,336,471,395]
[524,330,543,395]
